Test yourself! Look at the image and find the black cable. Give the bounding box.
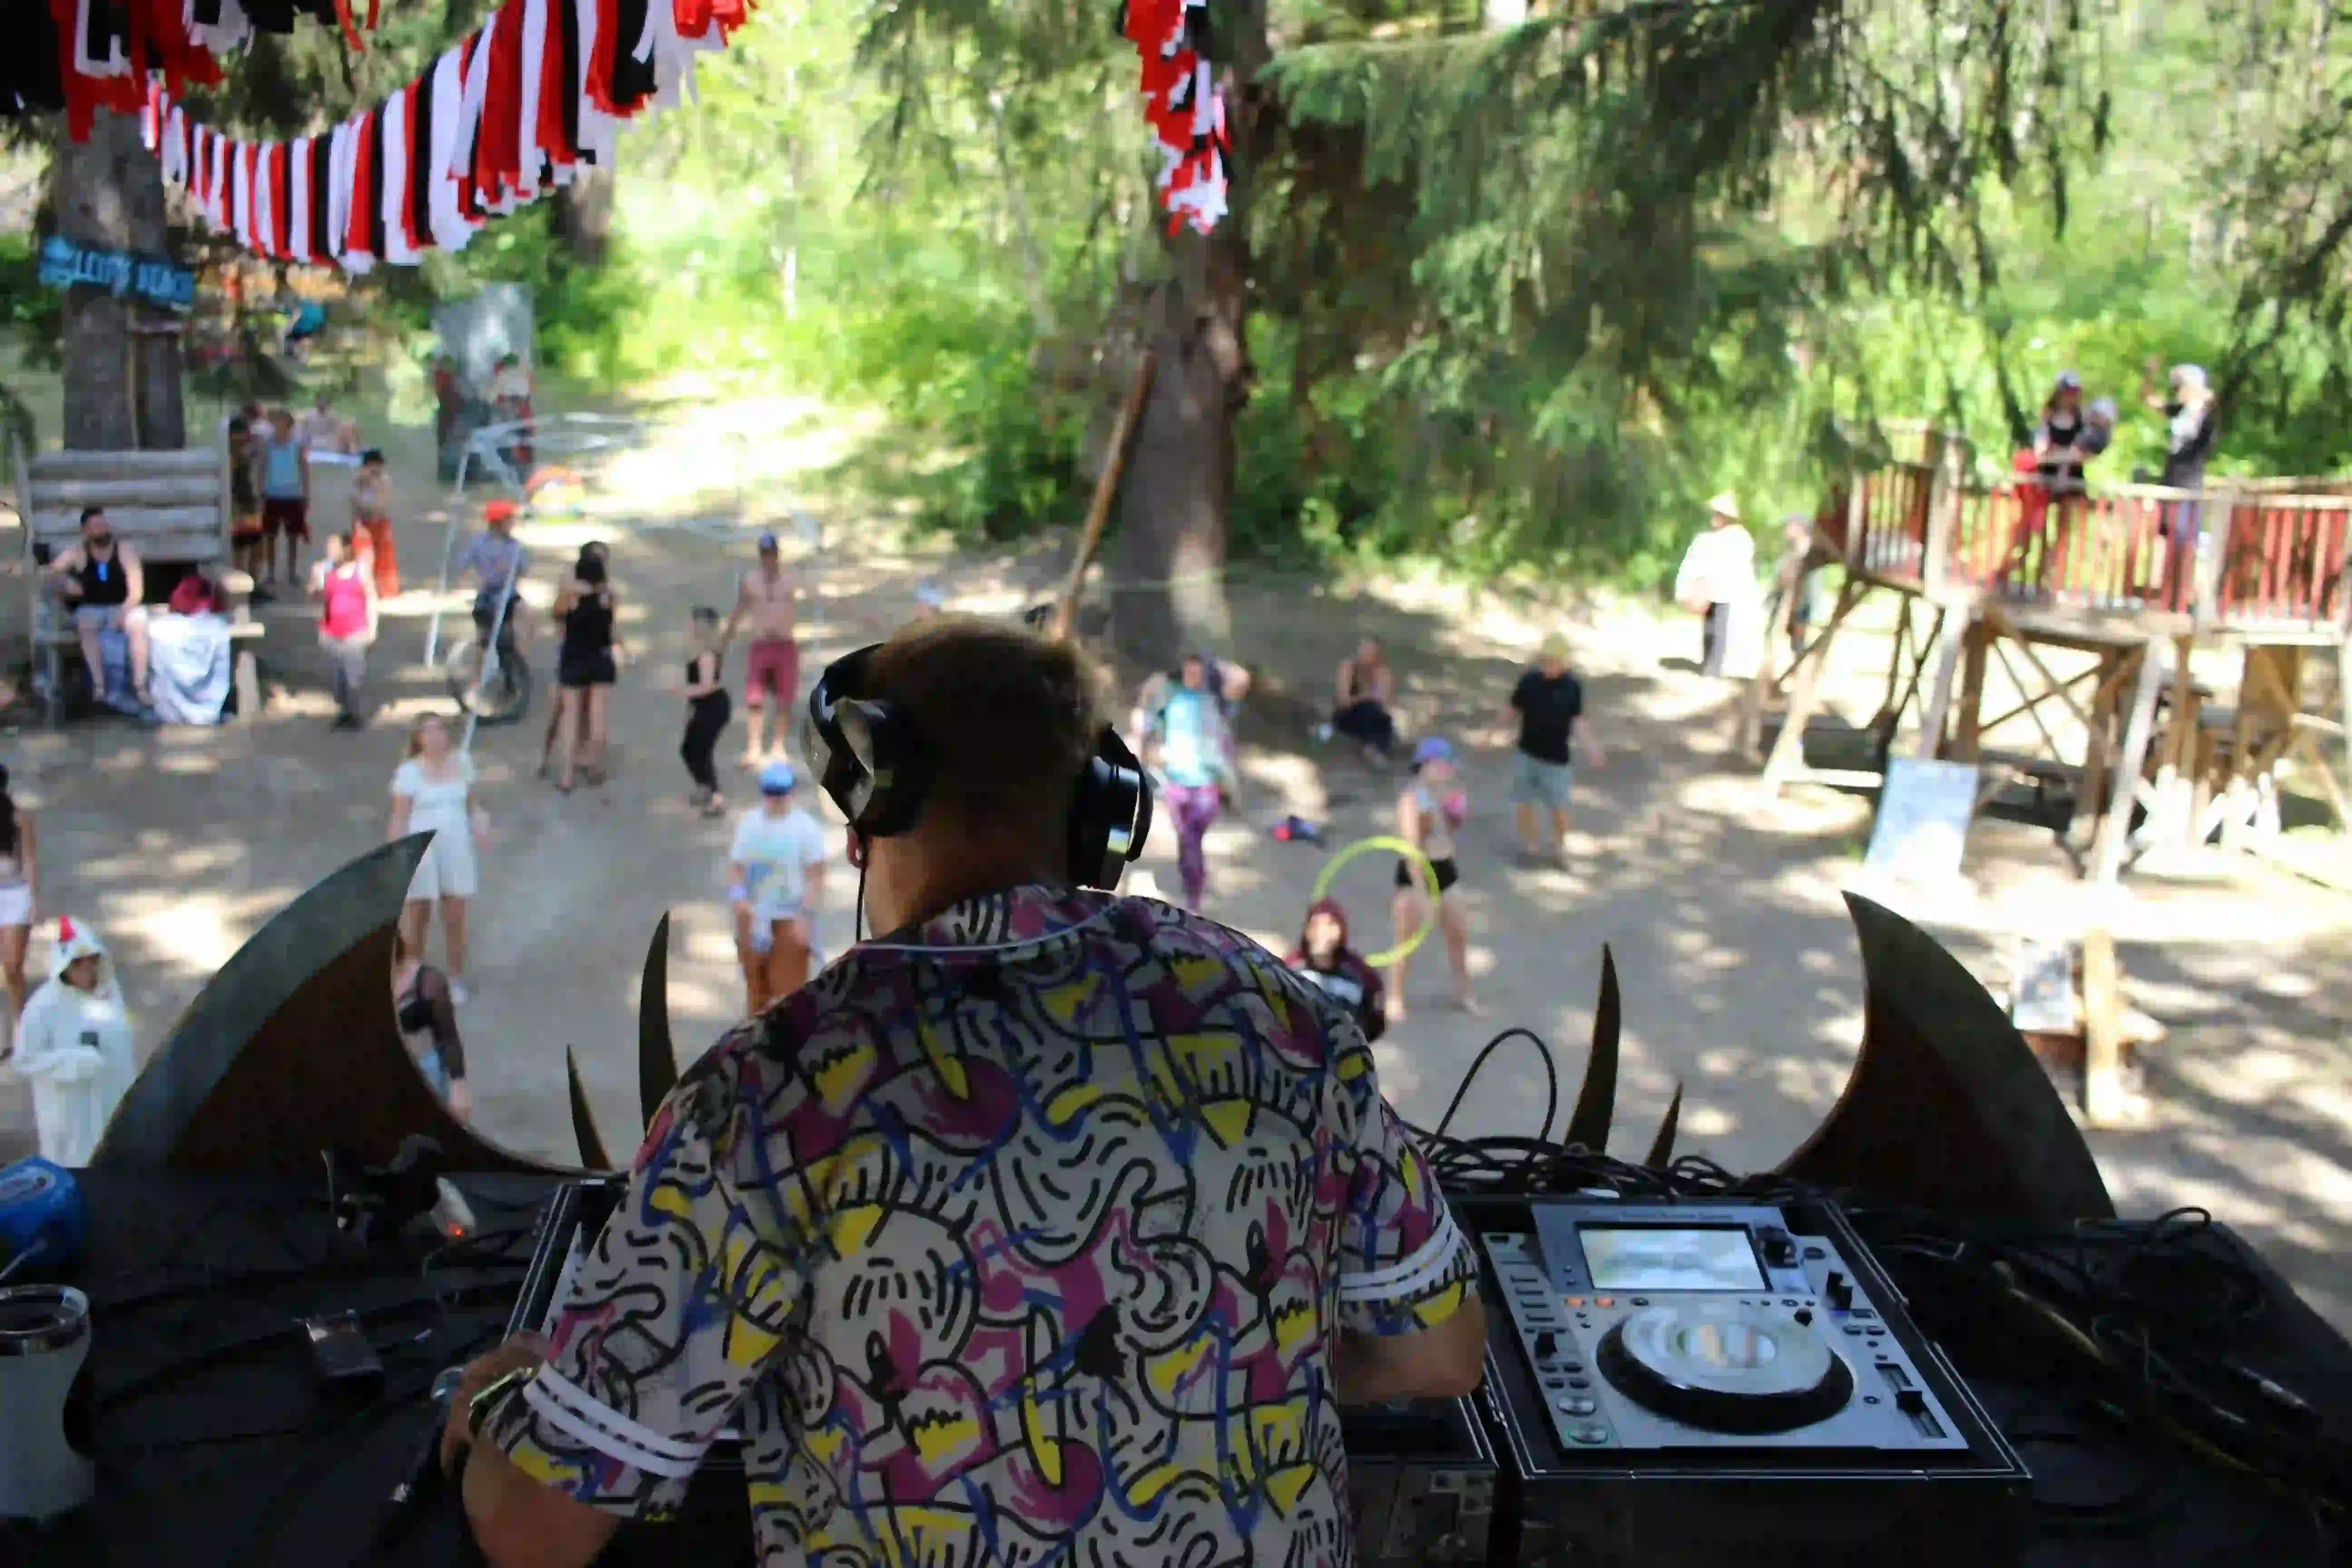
[1430,1026,1558,1142]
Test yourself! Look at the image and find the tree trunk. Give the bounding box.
[54,110,185,451]
[553,169,616,266]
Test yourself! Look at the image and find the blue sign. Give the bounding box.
[37,236,196,310]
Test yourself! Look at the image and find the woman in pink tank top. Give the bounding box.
[312,528,379,730]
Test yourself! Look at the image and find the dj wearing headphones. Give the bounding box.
[448,616,1486,1568]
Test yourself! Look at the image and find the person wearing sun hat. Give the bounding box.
[727,759,830,1013]
[1506,632,1603,866]
[1388,735,1478,1022]
[12,916,136,1165]
[1673,490,1760,676]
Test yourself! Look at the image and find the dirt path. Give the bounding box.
[4,398,2347,1333]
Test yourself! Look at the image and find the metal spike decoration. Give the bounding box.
[94,837,581,1177]
[1778,893,2115,1223]
[638,913,679,1132]
[1562,945,1620,1153]
[1644,1083,1684,1169]
[567,1047,616,1171]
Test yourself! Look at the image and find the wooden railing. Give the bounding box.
[1842,466,2352,634]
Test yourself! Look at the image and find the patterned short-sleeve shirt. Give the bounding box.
[487,885,1475,1567]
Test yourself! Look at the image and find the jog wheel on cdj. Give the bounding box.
[1595,1303,1855,1435]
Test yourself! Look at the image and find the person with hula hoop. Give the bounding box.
[1389,736,1477,1021]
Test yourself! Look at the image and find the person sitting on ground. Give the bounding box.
[1508,634,1604,866]
[1288,895,1387,1042]
[1331,635,1398,760]
[729,760,829,1014]
[440,615,1485,1568]
[2035,370,2090,497]
[13,916,137,1166]
[392,929,472,1120]
[48,505,151,715]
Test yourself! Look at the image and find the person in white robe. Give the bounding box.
[10,917,137,1166]
[1673,491,1764,677]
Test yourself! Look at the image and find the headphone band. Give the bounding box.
[802,643,1153,891]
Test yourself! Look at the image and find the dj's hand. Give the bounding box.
[440,1336,545,1477]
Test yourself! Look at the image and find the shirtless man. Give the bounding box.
[722,531,800,766]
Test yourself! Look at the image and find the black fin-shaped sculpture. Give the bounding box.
[638,913,678,1131]
[96,838,582,1177]
[567,1047,615,1171]
[1562,946,1620,1154]
[1779,893,2115,1223]
[1645,1083,1683,1168]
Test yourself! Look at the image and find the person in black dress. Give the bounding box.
[550,544,622,794]
[680,605,732,817]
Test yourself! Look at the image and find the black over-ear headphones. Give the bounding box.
[801,644,1154,891]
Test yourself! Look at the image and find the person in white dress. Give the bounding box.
[1673,492,1764,677]
[12,916,137,1166]
[388,714,488,1003]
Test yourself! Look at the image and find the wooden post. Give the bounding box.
[2077,652,2120,844]
[1049,352,1157,642]
[1759,579,1861,791]
[1952,616,1992,761]
[2092,641,2164,886]
[1738,544,1809,754]
[1914,606,1968,760]
[2081,926,2130,1126]
[2149,633,2200,852]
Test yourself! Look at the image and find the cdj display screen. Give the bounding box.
[1579,1227,1767,1292]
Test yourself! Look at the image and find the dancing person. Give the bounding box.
[297,389,349,453]
[392,928,472,1120]
[442,616,1485,1568]
[1142,652,1231,908]
[228,414,266,594]
[550,545,621,793]
[1508,635,1603,866]
[680,606,732,815]
[0,768,37,1026]
[258,407,311,591]
[310,528,379,731]
[2034,370,2090,496]
[389,715,487,1005]
[14,916,136,1166]
[1673,492,1760,677]
[724,531,800,766]
[351,447,399,597]
[47,506,150,715]
[1288,896,1386,1042]
[1330,635,1398,760]
[2140,360,2221,606]
[728,760,828,1013]
[1390,736,1476,1020]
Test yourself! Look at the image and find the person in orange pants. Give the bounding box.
[351,449,400,598]
[728,760,830,1013]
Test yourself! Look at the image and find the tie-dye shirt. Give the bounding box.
[485,884,1475,1567]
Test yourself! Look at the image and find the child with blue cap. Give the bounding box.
[727,758,829,1012]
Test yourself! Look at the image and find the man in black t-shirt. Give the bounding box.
[1506,634,1603,864]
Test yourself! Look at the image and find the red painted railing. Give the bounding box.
[1842,467,2352,632]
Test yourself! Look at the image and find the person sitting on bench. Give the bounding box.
[48,506,149,714]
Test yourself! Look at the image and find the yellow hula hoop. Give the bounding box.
[1312,835,1441,969]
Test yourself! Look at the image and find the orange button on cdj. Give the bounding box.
[1596,1297,1616,1308]
[1566,1296,1585,1308]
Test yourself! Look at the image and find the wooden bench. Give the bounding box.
[10,434,266,723]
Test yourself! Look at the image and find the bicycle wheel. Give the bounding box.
[445,637,534,725]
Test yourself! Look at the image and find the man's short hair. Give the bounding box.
[80,505,104,528]
[864,617,1103,848]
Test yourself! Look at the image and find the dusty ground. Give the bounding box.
[2,394,2347,1333]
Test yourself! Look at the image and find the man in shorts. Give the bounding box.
[48,507,150,714]
[1507,633,1604,865]
[258,407,312,590]
[722,530,799,767]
